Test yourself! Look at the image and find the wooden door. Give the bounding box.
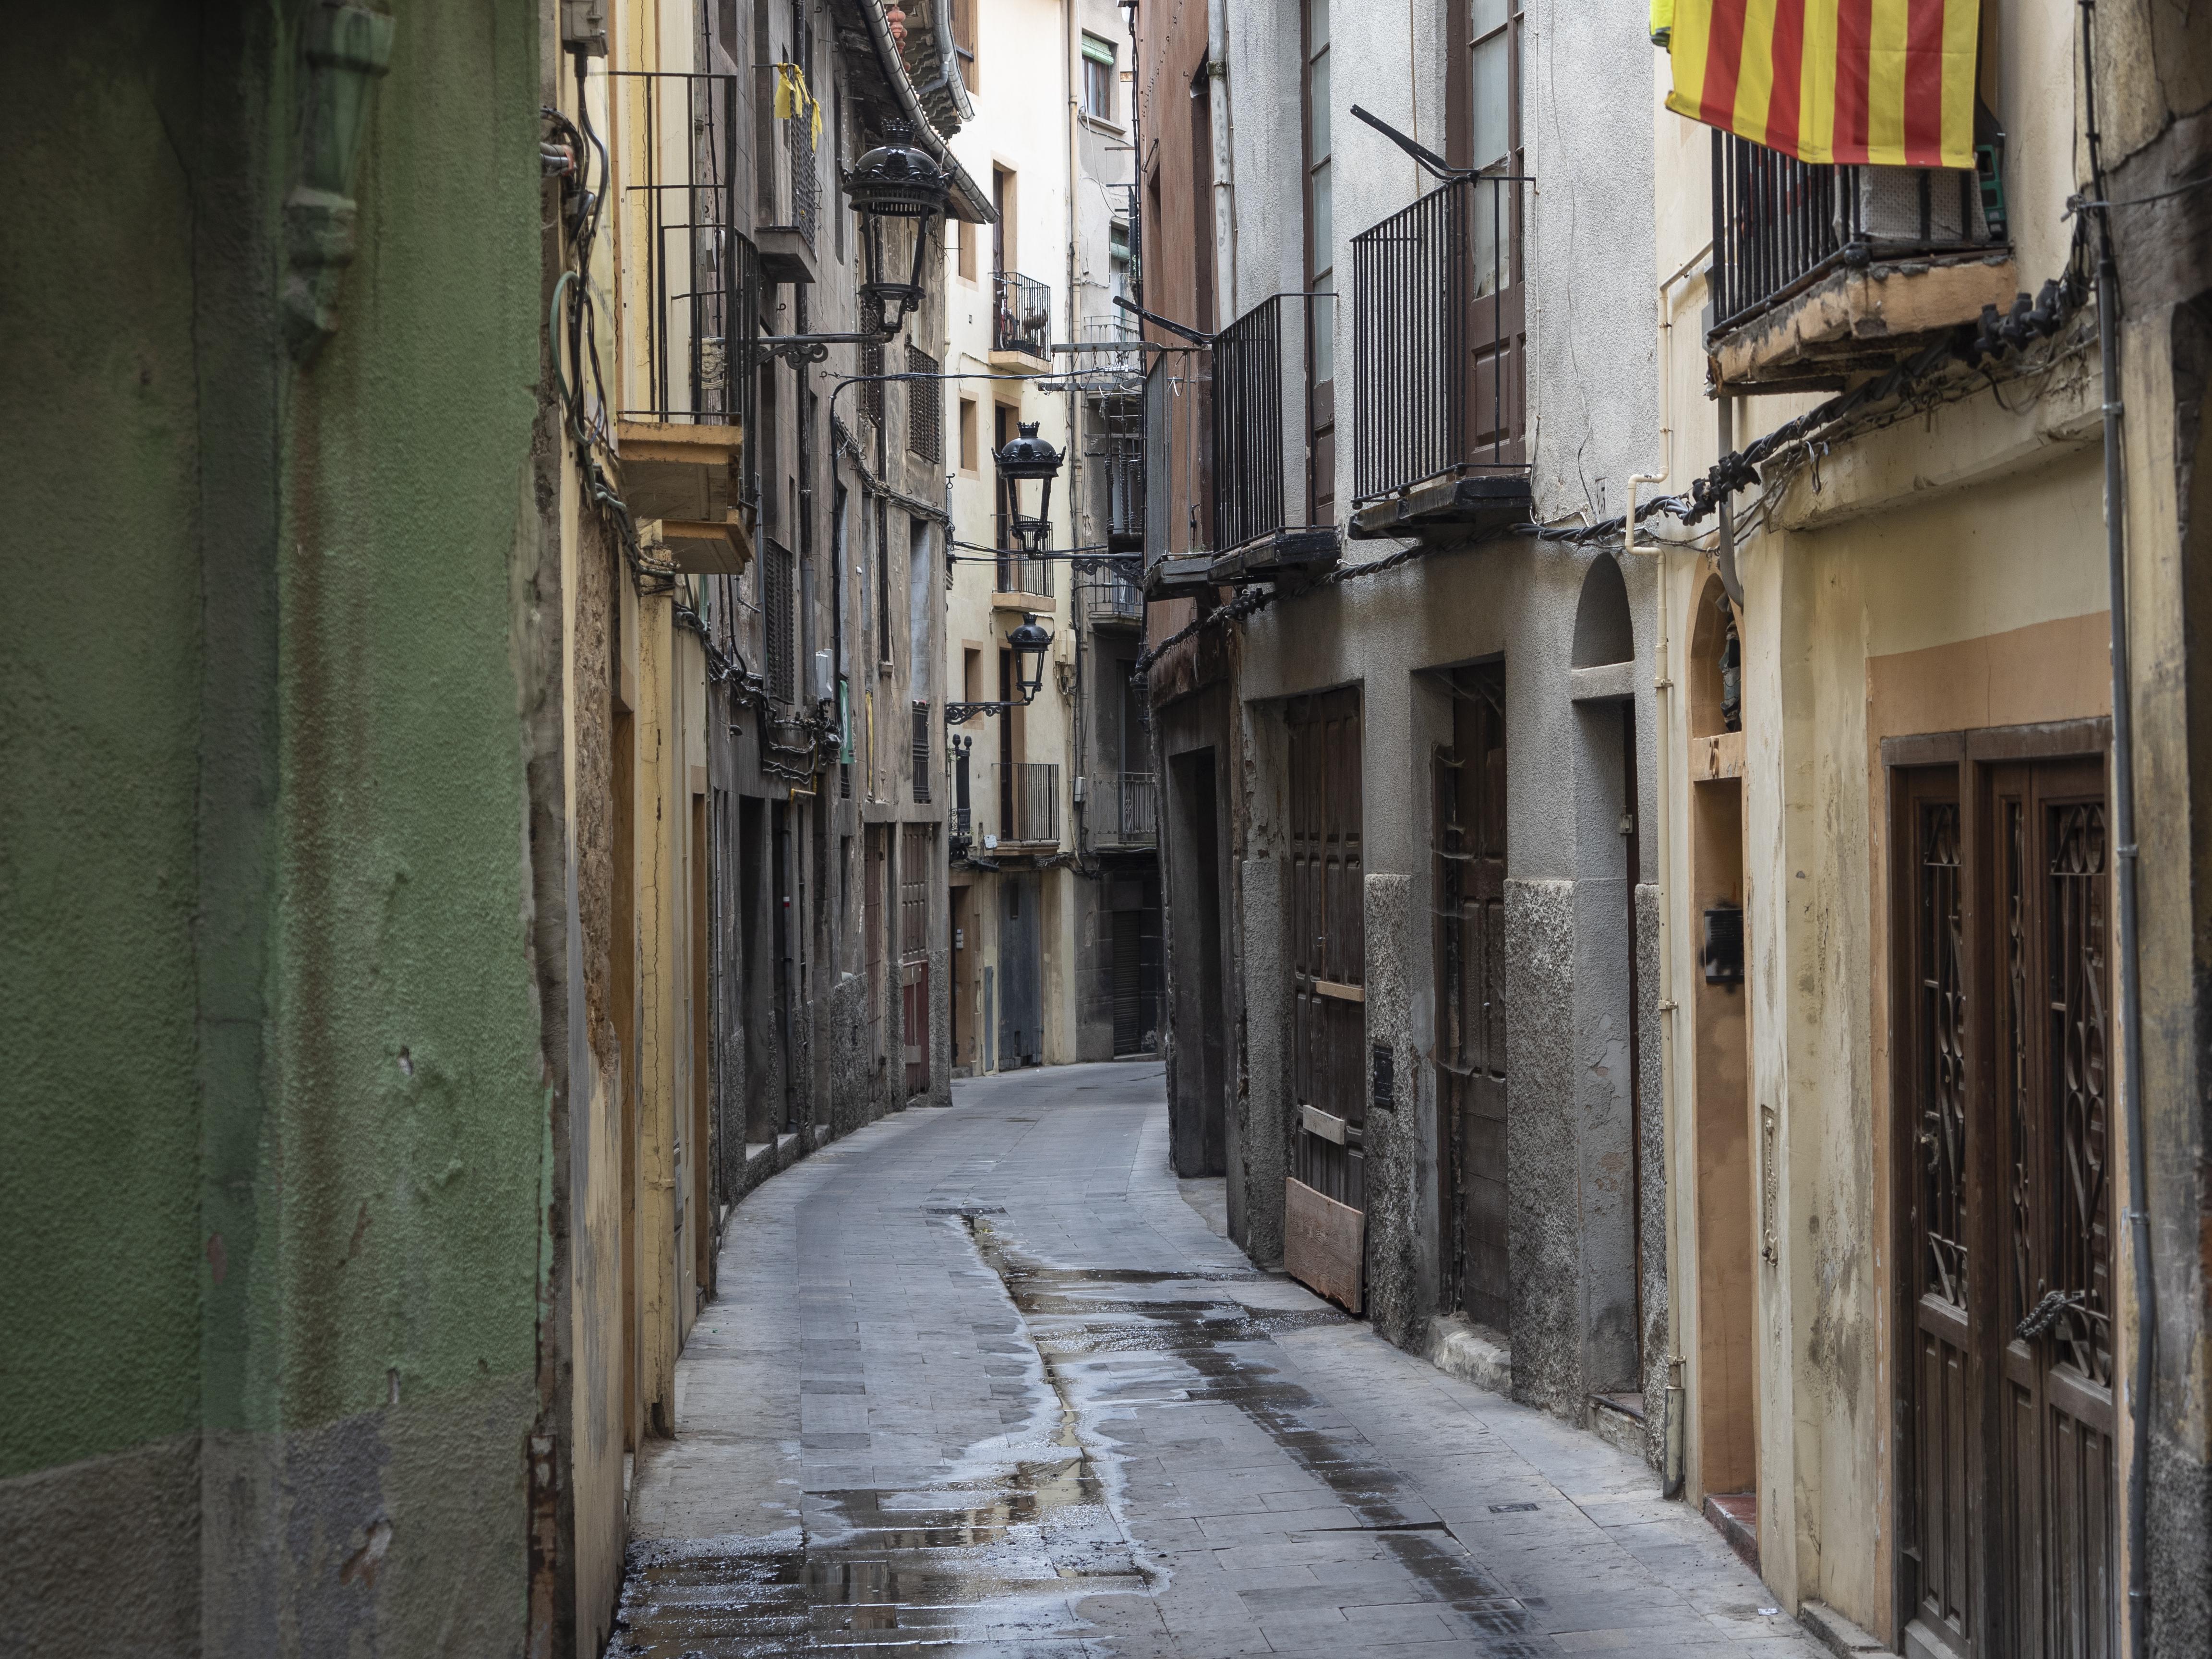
[1992,761,2116,1659]
[1896,750,2116,1659]
[900,823,931,1098]
[1899,771,1975,1652]
[1285,688,1365,1311]
[1434,665,1508,1329]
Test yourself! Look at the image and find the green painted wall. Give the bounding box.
[2,0,556,1648]
[0,2,209,1480]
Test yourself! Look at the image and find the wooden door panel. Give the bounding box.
[1898,753,2115,1659]
[1288,689,1365,1275]
[1435,667,1507,1327]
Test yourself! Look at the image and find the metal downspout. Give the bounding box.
[2075,5,2153,1650]
[1205,0,1236,317]
[1628,246,1707,1504]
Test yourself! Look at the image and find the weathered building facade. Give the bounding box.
[1135,0,1669,1461]
[941,0,1152,1077]
[1641,0,2212,1652]
[0,0,977,1652]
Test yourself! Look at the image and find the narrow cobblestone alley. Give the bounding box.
[608,1062,1819,1658]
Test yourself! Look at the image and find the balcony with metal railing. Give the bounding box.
[991,270,1052,371]
[753,66,819,284]
[611,70,756,577]
[1206,292,1340,583]
[1082,562,1144,628]
[993,761,1061,849]
[1347,172,1532,541]
[990,552,1054,609]
[1707,130,2014,392]
[1090,772,1157,849]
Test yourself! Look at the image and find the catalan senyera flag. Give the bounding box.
[1663,0,1980,171]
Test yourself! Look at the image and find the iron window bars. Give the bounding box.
[906,344,942,462]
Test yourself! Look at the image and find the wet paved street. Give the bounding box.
[610,1061,1820,1658]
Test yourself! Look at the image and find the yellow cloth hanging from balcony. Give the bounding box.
[771,62,823,148]
[1662,0,1979,170]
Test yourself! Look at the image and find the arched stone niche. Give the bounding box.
[1570,553,1635,668]
[1687,574,1742,737]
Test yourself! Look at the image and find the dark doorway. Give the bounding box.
[997,873,1041,1067]
[1167,749,1226,1175]
[1433,664,1507,1330]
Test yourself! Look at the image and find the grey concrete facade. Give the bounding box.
[1137,0,1670,1465]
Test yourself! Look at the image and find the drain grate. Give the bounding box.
[924,1204,1007,1217]
[1489,1502,1539,1514]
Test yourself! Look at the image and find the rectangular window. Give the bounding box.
[992,167,1014,275]
[907,344,942,463]
[959,397,979,471]
[859,336,883,428]
[955,216,977,281]
[912,702,932,801]
[1082,35,1116,121]
[764,539,795,703]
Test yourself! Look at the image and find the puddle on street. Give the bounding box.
[607,1213,1551,1656]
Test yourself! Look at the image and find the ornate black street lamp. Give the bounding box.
[756,120,951,367]
[947,612,1054,724]
[996,421,1061,555]
[845,121,951,339]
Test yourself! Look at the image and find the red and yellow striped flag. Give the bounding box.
[1664,0,1980,171]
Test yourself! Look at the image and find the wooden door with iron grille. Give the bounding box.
[1896,752,2116,1659]
[1434,665,1508,1329]
[1991,759,2116,1659]
[900,823,931,1098]
[1899,769,1975,1655]
[1284,688,1365,1312]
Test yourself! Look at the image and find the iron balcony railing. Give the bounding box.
[993,553,1054,598]
[994,761,1060,846]
[1075,314,1145,382]
[753,65,818,249]
[994,270,1052,359]
[1350,171,1527,504]
[1084,561,1143,625]
[1093,772,1157,847]
[1710,132,2002,336]
[613,72,761,435]
[1211,292,1332,555]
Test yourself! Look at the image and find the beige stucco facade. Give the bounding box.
[1646,0,2132,1640]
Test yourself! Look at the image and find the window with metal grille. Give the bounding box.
[911,701,932,801]
[764,540,795,703]
[859,337,883,427]
[906,345,941,463]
